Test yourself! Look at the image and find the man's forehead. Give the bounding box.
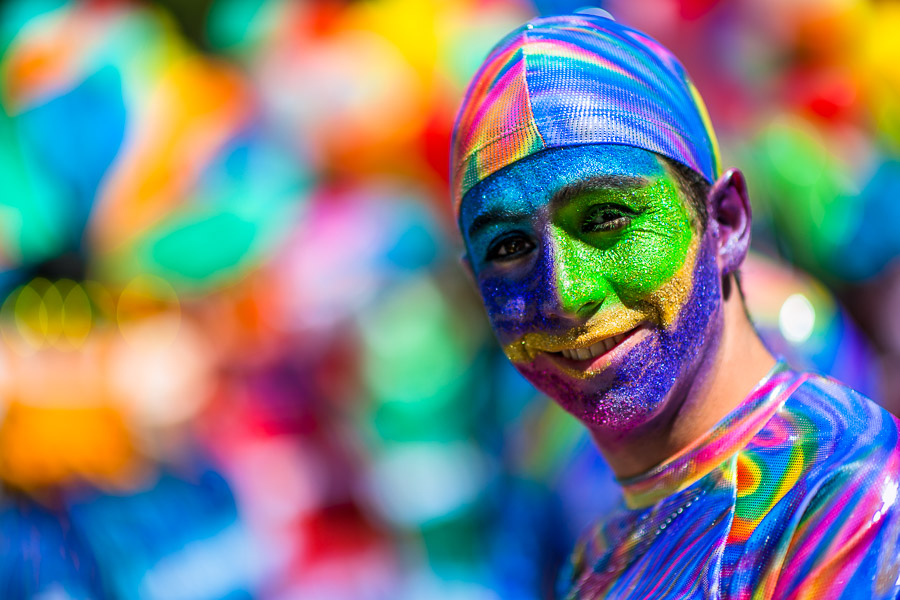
[460,145,667,224]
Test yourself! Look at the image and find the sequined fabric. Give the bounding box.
[450,13,721,215]
[560,362,900,599]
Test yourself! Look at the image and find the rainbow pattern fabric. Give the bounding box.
[560,362,900,599]
[450,12,721,215]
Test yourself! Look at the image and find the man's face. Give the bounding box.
[460,145,723,433]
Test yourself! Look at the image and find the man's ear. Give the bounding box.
[708,168,751,275]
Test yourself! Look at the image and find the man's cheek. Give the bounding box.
[605,230,694,309]
[478,275,533,339]
[604,258,674,310]
[644,239,705,329]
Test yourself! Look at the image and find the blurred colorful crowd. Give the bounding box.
[0,0,898,598]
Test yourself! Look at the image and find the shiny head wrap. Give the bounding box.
[450,12,721,216]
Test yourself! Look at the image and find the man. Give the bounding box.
[450,11,900,599]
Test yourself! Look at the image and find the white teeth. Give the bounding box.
[559,330,631,361]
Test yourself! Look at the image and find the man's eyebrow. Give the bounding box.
[466,175,649,238]
[550,174,650,209]
[466,207,531,239]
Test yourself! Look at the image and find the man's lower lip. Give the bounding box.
[543,325,645,373]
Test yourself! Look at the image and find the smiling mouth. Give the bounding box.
[539,324,647,373]
[503,315,649,369]
[555,332,630,361]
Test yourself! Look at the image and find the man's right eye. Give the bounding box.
[485,234,535,262]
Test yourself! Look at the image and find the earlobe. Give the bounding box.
[708,168,751,275]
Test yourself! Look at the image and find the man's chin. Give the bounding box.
[561,383,665,432]
[514,333,678,432]
[514,366,657,432]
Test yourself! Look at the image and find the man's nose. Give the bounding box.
[545,230,610,320]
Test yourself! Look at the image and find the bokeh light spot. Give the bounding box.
[779,293,816,344]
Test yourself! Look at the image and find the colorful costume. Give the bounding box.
[561,362,900,599]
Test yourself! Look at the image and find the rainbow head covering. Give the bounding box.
[450,12,721,216]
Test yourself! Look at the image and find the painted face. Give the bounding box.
[460,145,722,433]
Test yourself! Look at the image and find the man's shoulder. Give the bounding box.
[761,373,900,599]
[767,370,900,475]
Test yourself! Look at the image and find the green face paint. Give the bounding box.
[548,176,695,327]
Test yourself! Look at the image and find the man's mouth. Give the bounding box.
[557,332,630,361]
[502,312,651,371]
[538,324,647,375]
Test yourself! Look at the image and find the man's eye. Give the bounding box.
[582,205,633,234]
[486,234,535,262]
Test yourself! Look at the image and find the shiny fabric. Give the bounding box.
[450,13,721,216]
[560,362,900,599]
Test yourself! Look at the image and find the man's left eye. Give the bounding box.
[582,205,633,234]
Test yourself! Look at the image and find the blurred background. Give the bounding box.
[0,0,898,598]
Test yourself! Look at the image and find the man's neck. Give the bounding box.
[591,294,777,480]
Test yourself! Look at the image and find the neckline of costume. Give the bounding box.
[618,360,807,509]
